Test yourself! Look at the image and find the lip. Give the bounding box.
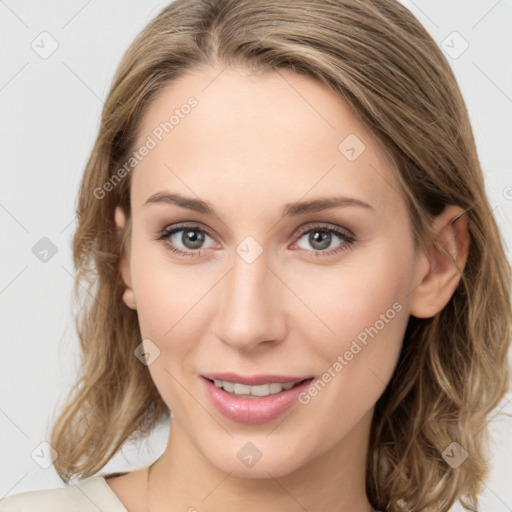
[201,372,310,386]
[201,375,314,425]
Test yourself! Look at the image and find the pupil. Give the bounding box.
[183,230,205,249]
[309,230,331,250]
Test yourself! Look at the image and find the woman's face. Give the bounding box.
[115,65,427,478]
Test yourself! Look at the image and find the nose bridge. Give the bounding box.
[215,246,284,350]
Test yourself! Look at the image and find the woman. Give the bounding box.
[1,0,510,511]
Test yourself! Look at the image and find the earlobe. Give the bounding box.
[122,288,137,310]
[115,206,137,310]
[409,205,470,319]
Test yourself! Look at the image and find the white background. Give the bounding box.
[1,1,511,510]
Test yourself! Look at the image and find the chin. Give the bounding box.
[200,435,314,480]
[215,454,304,480]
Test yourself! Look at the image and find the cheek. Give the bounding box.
[128,239,221,411]
[129,238,215,340]
[287,242,413,438]
[284,239,414,362]
[129,245,208,412]
[292,266,410,443]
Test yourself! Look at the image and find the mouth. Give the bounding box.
[201,373,315,424]
[203,377,310,398]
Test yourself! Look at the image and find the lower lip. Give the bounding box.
[202,377,313,425]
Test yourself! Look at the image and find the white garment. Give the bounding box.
[0,476,128,512]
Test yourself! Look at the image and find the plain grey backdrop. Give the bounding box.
[1,0,511,510]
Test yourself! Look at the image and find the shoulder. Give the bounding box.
[0,476,128,512]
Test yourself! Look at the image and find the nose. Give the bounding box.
[214,247,287,352]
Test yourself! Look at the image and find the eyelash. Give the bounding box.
[156,222,356,259]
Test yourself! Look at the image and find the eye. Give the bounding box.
[292,224,356,257]
[157,222,356,258]
[157,224,216,257]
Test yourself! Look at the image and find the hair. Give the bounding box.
[49,1,512,510]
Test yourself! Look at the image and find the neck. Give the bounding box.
[146,409,378,512]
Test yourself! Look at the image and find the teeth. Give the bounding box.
[213,379,298,397]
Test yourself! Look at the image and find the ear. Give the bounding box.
[115,206,137,310]
[409,205,470,319]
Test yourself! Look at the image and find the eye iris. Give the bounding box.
[182,229,205,249]
[309,230,331,250]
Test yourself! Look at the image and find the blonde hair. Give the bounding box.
[50,1,512,510]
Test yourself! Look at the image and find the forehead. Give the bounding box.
[130,65,404,217]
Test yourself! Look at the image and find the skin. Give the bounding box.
[109,64,469,512]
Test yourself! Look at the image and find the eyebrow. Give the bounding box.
[143,192,375,216]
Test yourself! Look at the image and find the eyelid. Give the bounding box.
[293,221,355,239]
[159,222,218,242]
[158,221,354,245]
[157,221,356,259]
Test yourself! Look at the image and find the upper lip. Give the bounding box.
[202,372,313,386]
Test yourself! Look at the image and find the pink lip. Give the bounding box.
[202,376,314,425]
[201,372,309,386]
